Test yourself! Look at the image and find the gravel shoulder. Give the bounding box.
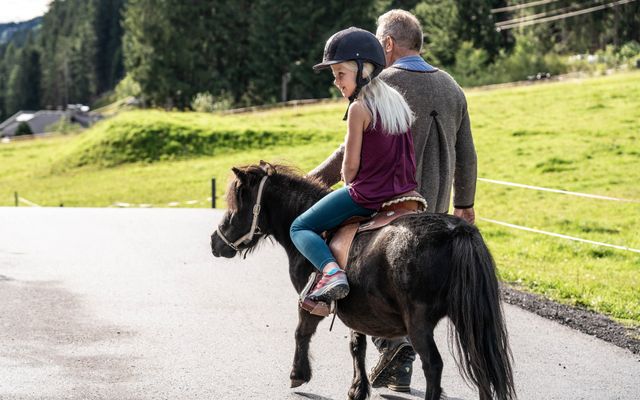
[501,283,640,354]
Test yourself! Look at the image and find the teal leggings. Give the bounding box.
[289,187,375,271]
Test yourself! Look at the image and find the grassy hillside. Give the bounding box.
[53,105,344,169]
[1,71,639,325]
[468,73,640,326]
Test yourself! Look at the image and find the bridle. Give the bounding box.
[215,174,268,252]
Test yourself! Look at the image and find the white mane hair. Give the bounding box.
[343,61,414,135]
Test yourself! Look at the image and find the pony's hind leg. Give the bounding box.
[290,308,323,388]
[407,316,444,400]
[347,330,370,400]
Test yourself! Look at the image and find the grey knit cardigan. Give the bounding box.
[309,67,477,213]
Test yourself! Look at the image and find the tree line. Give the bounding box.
[0,0,638,121]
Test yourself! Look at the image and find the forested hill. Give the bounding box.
[0,0,125,121]
[0,0,638,122]
[0,17,42,45]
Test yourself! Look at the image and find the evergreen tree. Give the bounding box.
[22,47,41,110]
[455,0,513,61]
[124,0,253,108]
[95,0,125,93]
[5,36,41,114]
[40,0,120,108]
[413,0,460,66]
[246,0,377,104]
[2,0,634,115]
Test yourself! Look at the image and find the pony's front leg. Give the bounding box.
[347,330,370,400]
[290,307,323,388]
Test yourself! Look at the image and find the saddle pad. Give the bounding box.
[329,208,418,268]
[380,190,427,212]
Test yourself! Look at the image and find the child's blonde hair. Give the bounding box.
[343,61,414,135]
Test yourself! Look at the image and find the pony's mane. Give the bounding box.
[225,163,327,211]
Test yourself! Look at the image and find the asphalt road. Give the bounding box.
[0,207,638,400]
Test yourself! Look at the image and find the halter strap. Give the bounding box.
[216,174,268,251]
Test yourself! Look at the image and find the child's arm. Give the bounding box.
[342,101,369,184]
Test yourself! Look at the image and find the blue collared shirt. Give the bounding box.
[391,55,438,72]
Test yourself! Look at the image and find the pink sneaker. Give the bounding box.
[307,269,350,302]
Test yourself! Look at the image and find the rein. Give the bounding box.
[215,174,269,251]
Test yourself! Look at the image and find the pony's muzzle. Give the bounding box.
[210,231,237,258]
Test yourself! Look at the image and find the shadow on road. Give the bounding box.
[381,391,465,400]
[0,278,138,397]
[295,388,466,400]
[294,391,334,400]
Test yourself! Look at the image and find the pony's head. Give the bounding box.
[210,161,275,258]
[211,160,326,259]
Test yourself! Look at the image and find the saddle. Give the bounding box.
[299,191,427,317]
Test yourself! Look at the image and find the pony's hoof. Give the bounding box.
[290,378,306,388]
[347,384,369,400]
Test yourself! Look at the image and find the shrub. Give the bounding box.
[191,92,215,112]
[450,41,491,86]
[115,74,142,100]
[618,41,640,68]
[191,91,234,112]
[46,117,82,135]
[15,122,33,136]
[450,34,570,86]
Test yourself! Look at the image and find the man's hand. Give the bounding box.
[454,207,475,224]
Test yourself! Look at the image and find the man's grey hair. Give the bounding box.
[376,9,423,52]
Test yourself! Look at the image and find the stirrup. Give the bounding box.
[298,272,337,317]
[300,297,333,317]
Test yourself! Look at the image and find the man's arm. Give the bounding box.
[453,103,477,224]
[307,144,345,188]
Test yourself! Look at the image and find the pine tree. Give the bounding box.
[95,0,125,92]
[454,0,513,61]
[246,0,377,104]
[40,0,115,108]
[5,36,42,114]
[413,0,460,66]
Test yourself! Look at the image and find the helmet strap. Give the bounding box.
[342,61,367,121]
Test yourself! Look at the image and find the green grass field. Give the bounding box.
[2,71,639,326]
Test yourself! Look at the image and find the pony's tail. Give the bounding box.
[447,224,516,400]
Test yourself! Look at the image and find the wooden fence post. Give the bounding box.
[211,178,216,209]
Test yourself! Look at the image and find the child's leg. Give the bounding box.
[290,187,374,302]
[290,187,373,271]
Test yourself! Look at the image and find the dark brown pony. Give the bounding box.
[210,163,515,400]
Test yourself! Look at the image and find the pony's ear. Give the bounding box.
[232,167,248,183]
[259,160,275,176]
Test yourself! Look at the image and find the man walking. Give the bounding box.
[309,9,477,392]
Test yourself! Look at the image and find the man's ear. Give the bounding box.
[384,35,393,53]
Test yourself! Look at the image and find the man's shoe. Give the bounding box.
[307,268,349,303]
[369,343,414,392]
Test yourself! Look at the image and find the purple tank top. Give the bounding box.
[348,121,417,210]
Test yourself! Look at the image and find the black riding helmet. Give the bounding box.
[314,27,386,120]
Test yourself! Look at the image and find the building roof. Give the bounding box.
[0,110,66,137]
[0,110,36,131]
